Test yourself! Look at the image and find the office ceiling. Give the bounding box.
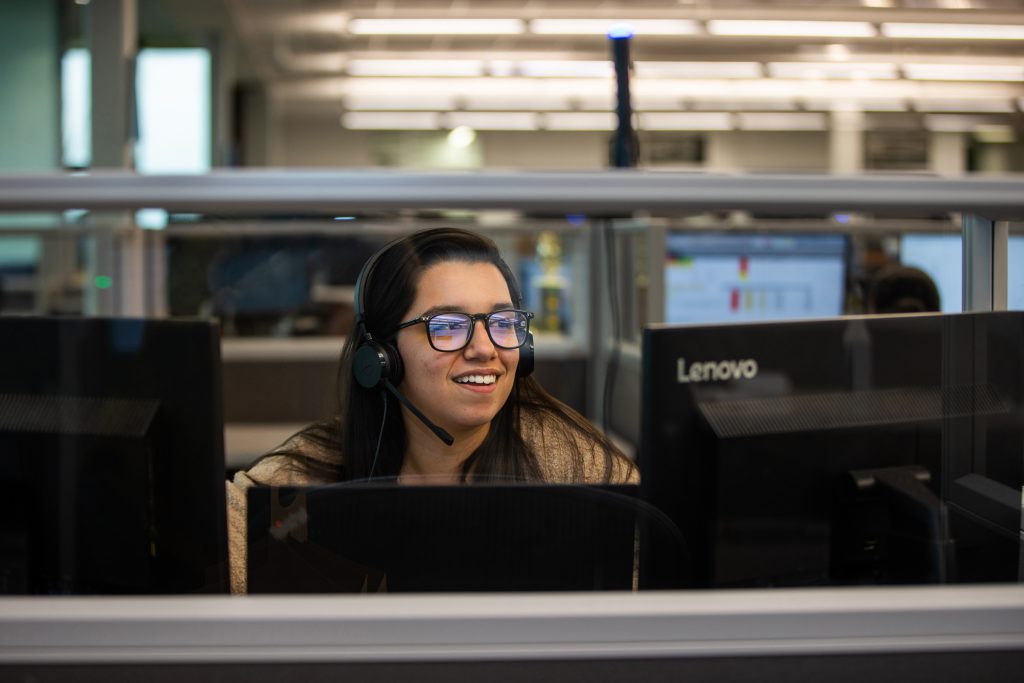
[140,0,1024,130]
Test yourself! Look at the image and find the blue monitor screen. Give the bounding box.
[664,233,847,324]
[899,233,1024,313]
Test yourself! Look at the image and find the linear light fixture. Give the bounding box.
[347,18,525,35]
[881,23,1024,40]
[346,60,486,77]
[767,62,898,80]
[737,112,827,131]
[689,99,798,112]
[281,11,348,33]
[462,95,570,111]
[444,112,539,130]
[543,112,617,131]
[340,112,440,129]
[903,63,1024,82]
[635,62,762,79]
[915,99,1016,113]
[529,19,699,35]
[803,98,907,112]
[518,60,612,78]
[640,112,734,131]
[344,94,457,111]
[707,20,876,38]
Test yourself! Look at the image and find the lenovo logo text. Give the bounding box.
[677,357,759,383]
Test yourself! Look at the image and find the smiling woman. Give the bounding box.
[225,228,637,593]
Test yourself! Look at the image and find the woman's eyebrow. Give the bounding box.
[418,303,515,317]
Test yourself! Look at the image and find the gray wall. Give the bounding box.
[0,0,60,171]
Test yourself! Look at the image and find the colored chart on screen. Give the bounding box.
[665,233,847,324]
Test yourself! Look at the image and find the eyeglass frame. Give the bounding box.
[395,309,535,352]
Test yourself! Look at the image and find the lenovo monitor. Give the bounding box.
[640,312,1023,588]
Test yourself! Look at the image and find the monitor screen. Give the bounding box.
[664,232,847,324]
[0,316,229,594]
[899,233,1024,313]
[639,312,1024,589]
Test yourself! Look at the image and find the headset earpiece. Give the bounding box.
[352,240,406,391]
[353,340,404,390]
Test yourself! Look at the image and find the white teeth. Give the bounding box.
[455,374,496,385]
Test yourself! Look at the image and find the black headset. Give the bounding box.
[351,238,534,392]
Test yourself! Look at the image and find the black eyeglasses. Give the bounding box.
[396,309,534,352]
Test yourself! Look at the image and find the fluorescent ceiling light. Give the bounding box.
[519,60,612,78]
[803,98,906,112]
[767,62,898,80]
[903,63,1024,82]
[489,60,516,77]
[346,60,485,77]
[915,99,1016,113]
[447,125,477,148]
[640,112,733,131]
[281,11,347,33]
[737,112,827,131]
[690,99,797,112]
[529,19,699,35]
[881,23,1024,40]
[347,18,525,35]
[635,62,762,79]
[544,112,617,131]
[340,112,440,129]
[462,95,570,111]
[344,95,457,111]
[633,96,686,111]
[707,20,876,38]
[445,112,538,130]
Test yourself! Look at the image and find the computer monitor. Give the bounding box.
[899,233,1024,313]
[246,483,665,593]
[639,312,1023,589]
[0,316,229,594]
[664,232,847,324]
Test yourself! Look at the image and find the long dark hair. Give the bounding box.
[262,227,631,483]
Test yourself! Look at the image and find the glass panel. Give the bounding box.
[1009,227,1024,311]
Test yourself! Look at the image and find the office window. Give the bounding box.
[135,48,211,174]
[61,47,211,173]
[61,48,90,169]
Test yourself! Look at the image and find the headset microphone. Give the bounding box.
[383,380,454,446]
[352,335,456,447]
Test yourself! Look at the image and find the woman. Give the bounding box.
[226,227,637,593]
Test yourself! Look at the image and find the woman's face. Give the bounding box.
[395,260,520,439]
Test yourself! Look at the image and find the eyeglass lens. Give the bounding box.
[426,311,528,351]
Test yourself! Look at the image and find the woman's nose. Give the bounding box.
[464,319,496,358]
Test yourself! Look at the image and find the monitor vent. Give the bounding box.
[698,384,1008,439]
[0,394,158,437]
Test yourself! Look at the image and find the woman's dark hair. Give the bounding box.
[867,265,941,314]
[262,227,631,484]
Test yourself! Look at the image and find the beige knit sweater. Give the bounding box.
[226,412,637,594]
